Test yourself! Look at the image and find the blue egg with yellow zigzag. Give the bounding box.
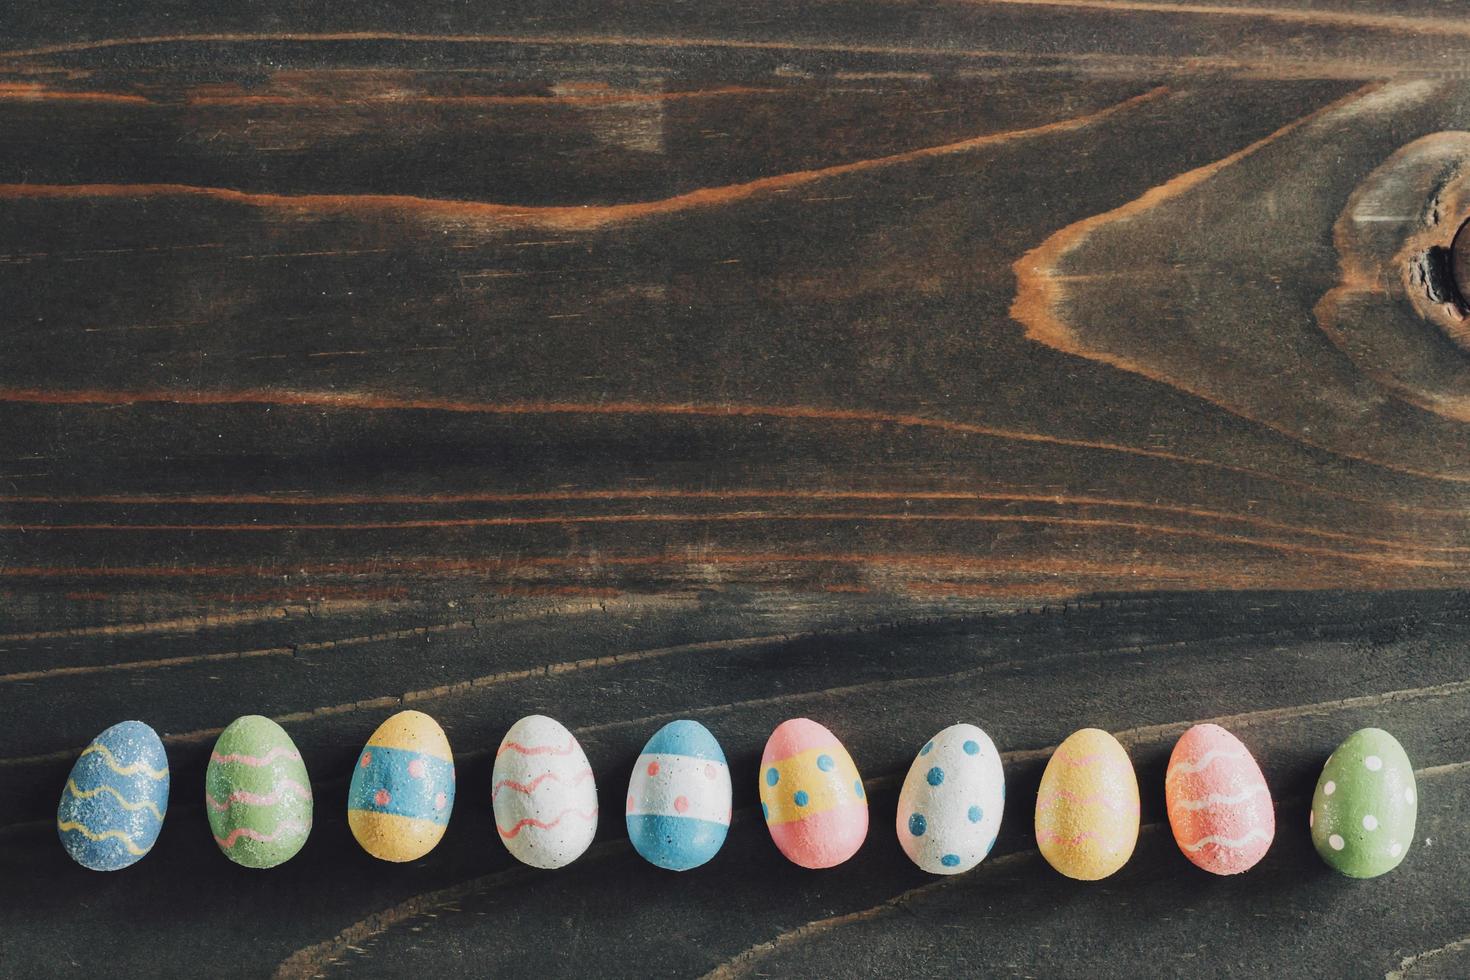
[57,721,169,871]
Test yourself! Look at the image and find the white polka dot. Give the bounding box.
[1362,814,1378,831]
[1329,834,1345,851]
[1390,842,1402,857]
[1405,786,1415,805]
[1365,755,1383,771]
[1324,781,1336,796]
[1309,810,1315,828]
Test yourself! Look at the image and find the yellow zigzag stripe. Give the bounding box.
[65,779,165,821]
[56,820,149,855]
[79,742,169,780]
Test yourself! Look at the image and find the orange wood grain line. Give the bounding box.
[1,511,1463,569]
[7,488,1468,552]
[0,82,149,104]
[0,86,1167,229]
[0,30,1067,63]
[967,0,1469,37]
[0,387,1457,513]
[181,85,782,108]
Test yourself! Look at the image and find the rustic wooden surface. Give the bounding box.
[3,2,1470,977]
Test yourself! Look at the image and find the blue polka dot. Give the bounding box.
[920,741,934,756]
[940,854,962,868]
[963,740,980,756]
[926,766,945,787]
[761,802,769,820]
[968,805,983,823]
[986,834,997,854]
[766,768,780,787]
[1001,782,1006,800]
[854,781,865,799]
[794,790,810,807]
[816,754,835,772]
[908,813,927,837]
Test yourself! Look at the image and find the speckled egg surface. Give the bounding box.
[57,721,169,871]
[1165,724,1273,875]
[1035,728,1139,881]
[759,718,868,869]
[1311,728,1416,878]
[493,715,598,870]
[626,720,731,871]
[206,715,313,869]
[348,710,455,863]
[896,723,1004,875]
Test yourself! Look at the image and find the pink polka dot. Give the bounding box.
[451,766,457,782]
[360,752,372,768]
[674,796,690,814]
[705,764,717,780]
[407,759,427,779]
[374,789,391,807]
[626,795,636,814]
[434,792,447,811]
[647,761,660,777]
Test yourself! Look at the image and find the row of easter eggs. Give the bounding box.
[58,712,1417,880]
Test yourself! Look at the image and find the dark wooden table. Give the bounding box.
[3,1,1470,976]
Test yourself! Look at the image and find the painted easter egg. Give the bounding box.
[896,723,1005,875]
[1035,728,1139,880]
[1311,728,1416,878]
[759,718,868,869]
[493,715,598,869]
[57,721,169,871]
[626,720,732,871]
[1165,724,1273,875]
[206,715,313,868]
[348,710,456,862]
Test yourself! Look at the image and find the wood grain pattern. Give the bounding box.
[2,1,1469,976]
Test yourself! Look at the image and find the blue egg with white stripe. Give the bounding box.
[626,720,731,871]
[57,721,170,871]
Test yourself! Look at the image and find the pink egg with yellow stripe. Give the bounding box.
[1165,724,1274,875]
[759,718,867,869]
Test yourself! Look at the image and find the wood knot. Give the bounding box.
[1408,242,1468,321]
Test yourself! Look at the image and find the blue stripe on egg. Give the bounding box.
[642,719,728,763]
[347,745,454,824]
[627,814,730,871]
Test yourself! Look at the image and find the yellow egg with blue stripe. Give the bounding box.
[348,710,455,862]
[57,721,169,871]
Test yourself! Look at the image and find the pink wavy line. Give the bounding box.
[496,738,577,758]
[205,780,313,811]
[1036,828,1102,847]
[1053,751,1135,782]
[210,747,302,767]
[213,819,310,849]
[1056,749,1128,768]
[1036,788,1141,815]
[496,806,598,839]
[491,768,593,799]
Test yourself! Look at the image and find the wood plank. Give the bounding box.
[2,1,1469,976]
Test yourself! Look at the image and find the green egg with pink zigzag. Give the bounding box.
[206,716,313,868]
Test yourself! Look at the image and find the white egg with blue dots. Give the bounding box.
[896,723,1005,875]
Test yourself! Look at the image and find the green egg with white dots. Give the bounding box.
[1310,728,1416,878]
